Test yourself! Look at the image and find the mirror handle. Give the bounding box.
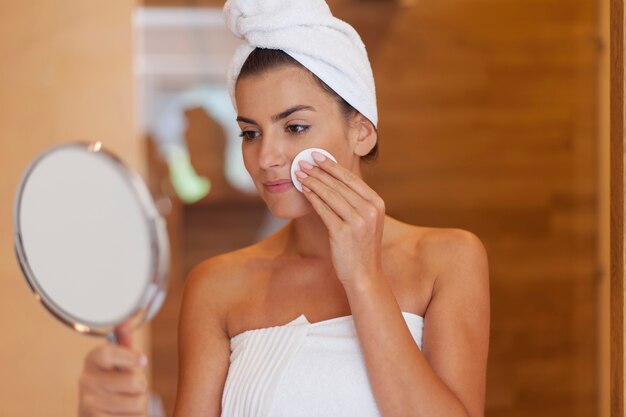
[106,331,120,344]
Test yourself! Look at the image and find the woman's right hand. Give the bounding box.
[78,330,149,417]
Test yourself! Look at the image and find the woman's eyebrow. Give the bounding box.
[271,105,316,122]
[236,105,316,125]
[236,115,257,124]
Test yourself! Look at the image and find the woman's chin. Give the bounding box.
[265,198,314,220]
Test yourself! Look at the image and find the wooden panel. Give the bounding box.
[610,0,624,415]
[144,1,602,416]
[340,2,599,415]
[0,2,148,417]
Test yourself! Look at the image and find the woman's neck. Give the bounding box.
[279,209,396,261]
[283,210,333,259]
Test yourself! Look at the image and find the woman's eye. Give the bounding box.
[286,124,309,135]
[239,130,260,141]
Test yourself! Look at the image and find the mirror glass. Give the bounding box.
[14,142,169,339]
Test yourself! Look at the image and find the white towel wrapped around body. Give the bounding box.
[223,0,378,128]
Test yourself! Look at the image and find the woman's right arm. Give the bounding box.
[172,258,232,417]
[78,257,232,417]
[78,335,149,417]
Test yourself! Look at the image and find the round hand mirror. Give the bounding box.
[13,142,170,343]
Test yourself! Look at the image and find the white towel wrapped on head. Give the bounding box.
[223,0,378,128]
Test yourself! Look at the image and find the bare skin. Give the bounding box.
[78,65,490,417]
[78,324,149,416]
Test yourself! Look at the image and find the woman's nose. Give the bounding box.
[258,135,289,169]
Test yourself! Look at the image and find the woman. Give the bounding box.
[78,1,490,416]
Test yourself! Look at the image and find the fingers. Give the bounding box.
[80,388,147,416]
[80,369,148,395]
[79,344,149,417]
[297,156,385,225]
[86,344,148,372]
[297,168,355,221]
[298,163,362,209]
[115,321,134,348]
[308,151,382,203]
[300,187,343,231]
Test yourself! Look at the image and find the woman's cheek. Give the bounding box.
[241,147,252,169]
[319,137,350,165]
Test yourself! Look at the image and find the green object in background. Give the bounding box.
[167,148,211,203]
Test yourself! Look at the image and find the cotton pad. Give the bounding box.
[290,148,337,192]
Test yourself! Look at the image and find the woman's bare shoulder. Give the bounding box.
[386,217,488,271]
[387,220,489,322]
[411,225,489,296]
[176,246,275,417]
[183,238,285,317]
[418,226,486,257]
[186,243,269,289]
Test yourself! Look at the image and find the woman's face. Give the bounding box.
[235,65,357,219]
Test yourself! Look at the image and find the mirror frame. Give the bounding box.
[13,142,170,340]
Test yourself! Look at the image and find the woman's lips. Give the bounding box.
[264,180,294,193]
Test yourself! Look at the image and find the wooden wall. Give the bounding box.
[0,2,150,416]
[357,2,599,416]
[610,0,624,415]
[144,1,604,417]
[599,0,611,416]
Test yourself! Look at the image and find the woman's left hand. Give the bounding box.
[296,151,386,287]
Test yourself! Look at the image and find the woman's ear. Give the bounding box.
[351,113,378,157]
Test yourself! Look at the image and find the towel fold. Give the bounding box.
[223,0,378,128]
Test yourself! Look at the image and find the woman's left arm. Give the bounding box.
[346,229,490,417]
[297,153,490,417]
